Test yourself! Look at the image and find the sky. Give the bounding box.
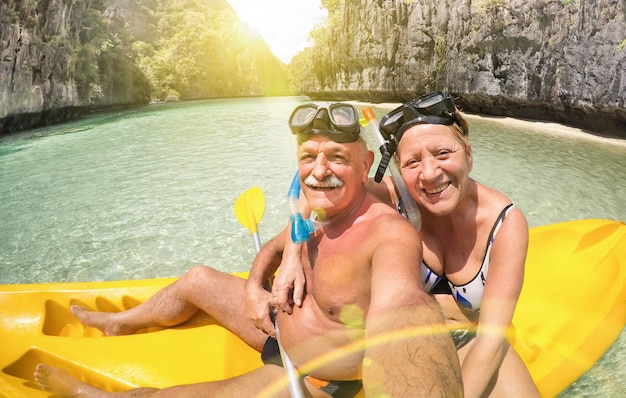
[226,0,328,63]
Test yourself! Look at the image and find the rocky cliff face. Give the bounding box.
[304,0,626,138]
[1,0,291,136]
[0,0,150,134]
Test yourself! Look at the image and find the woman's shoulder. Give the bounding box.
[474,180,512,205]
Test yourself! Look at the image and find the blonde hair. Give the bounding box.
[394,110,472,162]
[451,110,471,151]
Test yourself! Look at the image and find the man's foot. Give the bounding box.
[71,305,136,336]
[34,363,108,397]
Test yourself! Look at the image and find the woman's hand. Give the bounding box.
[270,242,305,314]
[244,280,275,338]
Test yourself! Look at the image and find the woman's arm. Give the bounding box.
[244,225,289,337]
[460,208,529,397]
[270,238,305,313]
[366,176,397,207]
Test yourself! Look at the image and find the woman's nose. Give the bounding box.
[420,158,439,181]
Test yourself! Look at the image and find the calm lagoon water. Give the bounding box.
[1,96,624,396]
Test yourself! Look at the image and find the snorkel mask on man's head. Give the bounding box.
[289,103,362,144]
[373,91,465,182]
[287,103,361,243]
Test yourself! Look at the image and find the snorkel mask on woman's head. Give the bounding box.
[289,103,362,143]
[372,91,464,182]
[379,91,463,145]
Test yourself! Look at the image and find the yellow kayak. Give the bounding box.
[511,218,626,396]
[1,219,625,397]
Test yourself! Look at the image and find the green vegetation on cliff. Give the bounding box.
[288,0,341,92]
[2,0,293,108]
[122,0,292,100]
[1,0,148,106]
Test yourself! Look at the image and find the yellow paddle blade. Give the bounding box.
[234,186,265,234]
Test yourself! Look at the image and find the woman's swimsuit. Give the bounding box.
[261,204,516,392]
[419,204,516,347]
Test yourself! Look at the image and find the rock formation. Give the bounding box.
[0,0,289,136]
[303,0,626,138]
[0,0,150,134]
[2,0,624,138]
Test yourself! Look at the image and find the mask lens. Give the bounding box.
[415,91,445,109]
[289,103,361,142]
[289,104,318,132]
[329,104,357,128]
[379,107,405,140]
[412,91,454,115]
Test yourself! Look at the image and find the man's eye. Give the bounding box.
[328,155,347,163]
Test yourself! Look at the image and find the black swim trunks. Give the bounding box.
[261,337,363,398]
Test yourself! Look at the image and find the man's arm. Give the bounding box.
[363,216,463,397]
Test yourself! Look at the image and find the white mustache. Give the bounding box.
[303,174,344,188]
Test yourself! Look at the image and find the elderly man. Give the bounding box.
[35,103,462,397]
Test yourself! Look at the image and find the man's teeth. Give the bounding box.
[425,182,450,194]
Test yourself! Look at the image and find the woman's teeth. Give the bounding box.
[425,182,450,194]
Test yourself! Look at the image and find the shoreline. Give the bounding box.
[354,101,626,148]
[465,114,626,148]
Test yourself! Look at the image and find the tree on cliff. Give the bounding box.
[287,0,342,93]
[113,0,292,101]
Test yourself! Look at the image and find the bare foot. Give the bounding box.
[34,363,108,397]
[71,305,136,336]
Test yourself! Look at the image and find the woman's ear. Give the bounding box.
[363,150,375,182]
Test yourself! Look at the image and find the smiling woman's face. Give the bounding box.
[396,123,473,216]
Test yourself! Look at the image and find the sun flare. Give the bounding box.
[227,0,327,63]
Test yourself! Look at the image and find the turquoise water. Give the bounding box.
[1,96,625,395]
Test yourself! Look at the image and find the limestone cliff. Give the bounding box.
[0,0,150,134]
[303,0,626,138]
[0,0,290,135]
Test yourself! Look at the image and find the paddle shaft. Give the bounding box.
[235,187,304,398]
[251,234,304,398]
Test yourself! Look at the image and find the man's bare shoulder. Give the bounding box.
[364,192,415,222]
[361,194,420,245]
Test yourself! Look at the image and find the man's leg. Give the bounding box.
[72,266,268,350]
[35,363,301,398]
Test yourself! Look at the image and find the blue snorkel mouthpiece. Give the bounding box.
[288,171,325,244]
[290,213,315,244]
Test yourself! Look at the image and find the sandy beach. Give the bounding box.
[356,100,626,147]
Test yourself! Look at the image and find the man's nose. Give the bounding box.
[312,153,331,178]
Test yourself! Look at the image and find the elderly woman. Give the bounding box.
[271,91,540,397]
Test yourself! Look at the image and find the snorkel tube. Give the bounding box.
[362,107,422,231]
[288,171,326,243]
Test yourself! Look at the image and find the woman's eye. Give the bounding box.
[436,150,452,159]
[403,159,421,168]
